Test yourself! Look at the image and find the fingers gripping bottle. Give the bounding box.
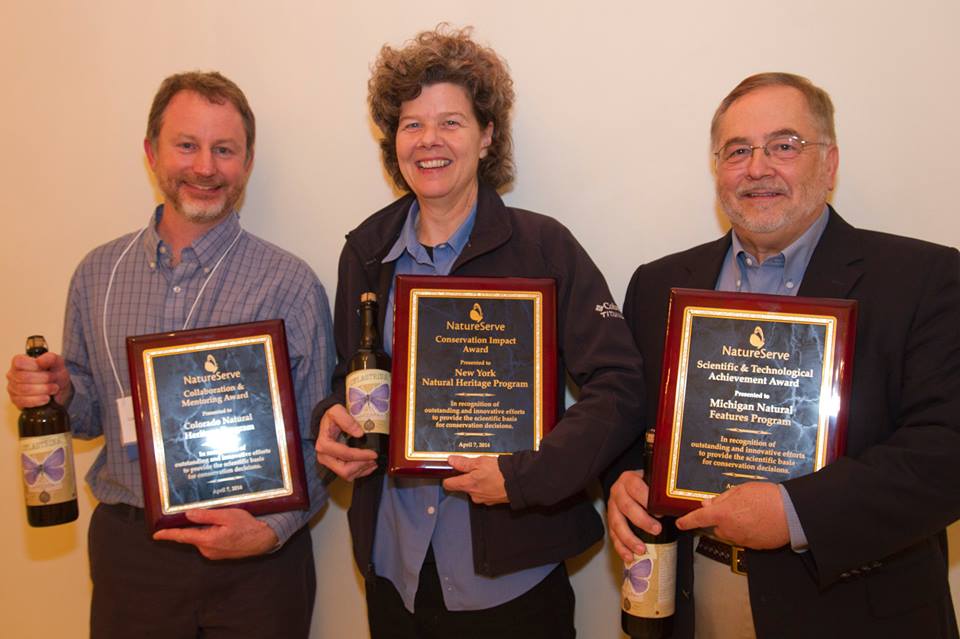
[345,293,391,468]
[621,429,677,638]
[18,335,79,526]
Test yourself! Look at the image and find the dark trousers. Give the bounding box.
[89,502,316,639]
[365,550,576,639]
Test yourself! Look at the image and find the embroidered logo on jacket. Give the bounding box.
[595,301,624,319]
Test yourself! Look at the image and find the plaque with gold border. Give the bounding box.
[389,276,558,476]
[126,320,308,531]
[648,289,857,517]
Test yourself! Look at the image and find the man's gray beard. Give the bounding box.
[721,191,829,237]
[181,200,230,223]
[723,206,788,234]
[172,186,245,224]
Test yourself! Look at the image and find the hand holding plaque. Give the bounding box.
[127,320,308,531]
[389,276,558,476]
[647,289,857,516]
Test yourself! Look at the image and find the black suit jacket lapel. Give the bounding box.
[682,233,732,289]
[797,207,865,299]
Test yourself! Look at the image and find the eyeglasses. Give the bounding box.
[714,135,829,167]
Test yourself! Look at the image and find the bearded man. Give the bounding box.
[606,72,960,639]
[6,71,334,638]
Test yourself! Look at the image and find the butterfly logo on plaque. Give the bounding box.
[22,448,67,487]
[469,303,484,323]
[204,354,219,373]
[749,326,766,349]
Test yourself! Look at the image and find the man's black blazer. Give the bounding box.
[610,208,960,638]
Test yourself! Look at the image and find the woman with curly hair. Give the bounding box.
[313,25,643,638]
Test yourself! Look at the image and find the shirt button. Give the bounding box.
[745,257,754,266]
[203,267,210,274]
[427,506,436,515]
[785,281,795,289]
[159,246,166,254]
[173,286,182,293]
[149,261,156,269]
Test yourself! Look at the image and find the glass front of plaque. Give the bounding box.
[389,276,558,476]
[648,290,856,516]
[127,320,308,530]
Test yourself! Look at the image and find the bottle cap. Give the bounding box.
[26,335,48,356]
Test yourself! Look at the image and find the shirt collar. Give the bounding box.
[731,205,830,280]
[382,200,477,265]
[142,204,243,267]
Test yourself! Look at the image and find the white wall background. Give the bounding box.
[1,1,957,636]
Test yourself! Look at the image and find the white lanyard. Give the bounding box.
[102,226,244,397]
[105,225,243,450]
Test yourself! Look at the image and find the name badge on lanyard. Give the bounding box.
[116,395,138,460]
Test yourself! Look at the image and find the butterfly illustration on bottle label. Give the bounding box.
[348,384,390,417]
[20,433,78,506]
[22,447,67,486]
[346,369,391,435]
[621,542,677,617]
[624,557,652,594]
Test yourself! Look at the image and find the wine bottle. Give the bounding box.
[345,292,391,466]
[18,335,79,527]
[621,428,677,638]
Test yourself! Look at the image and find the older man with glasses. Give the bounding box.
[606,72,960,639]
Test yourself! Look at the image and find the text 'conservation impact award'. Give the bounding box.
[648,289,857,516]
[389,276,557,476]
[127,320,308,531]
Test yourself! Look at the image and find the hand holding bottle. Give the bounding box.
[317,291,391,482]
[7,350,73,408]
[315,404,378,481]
[15,336,79,527]
[608,469,665,562]
[616,430,677,637]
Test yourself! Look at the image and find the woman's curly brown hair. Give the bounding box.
[368,25,515,191]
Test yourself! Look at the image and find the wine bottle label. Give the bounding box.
[346,369,391,435]
[622,540,677,618]
[19,433,78,506]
